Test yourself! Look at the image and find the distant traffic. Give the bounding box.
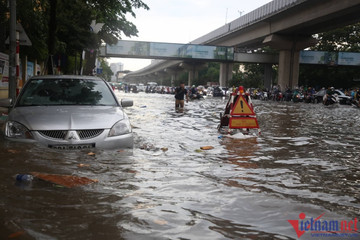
[110,82,360,107]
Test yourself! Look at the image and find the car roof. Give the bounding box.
[30,75,103,81]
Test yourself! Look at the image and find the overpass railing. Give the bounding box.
[192,0,308,45]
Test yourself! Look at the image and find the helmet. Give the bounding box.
[239,86,245,94]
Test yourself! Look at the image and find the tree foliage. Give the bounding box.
[312,23,360,52]
[97,58,114,81]
[300,23,360,89]
[15,0,48,61]
[229,63,268,89]
[1,0,149,74]
[197,62,219,86]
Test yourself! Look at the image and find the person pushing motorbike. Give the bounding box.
[174,83,189,109]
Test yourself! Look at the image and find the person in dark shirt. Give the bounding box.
[174,83,189,109]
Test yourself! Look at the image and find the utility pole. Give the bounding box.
[225,8,228,24]
[9,0,17,102]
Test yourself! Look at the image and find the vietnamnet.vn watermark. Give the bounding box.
[288,212,359,238]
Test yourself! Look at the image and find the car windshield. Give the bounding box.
[17,78,118,106]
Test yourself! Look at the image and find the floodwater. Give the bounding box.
[0,92,360,240]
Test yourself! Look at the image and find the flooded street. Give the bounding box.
[1,92,360,239]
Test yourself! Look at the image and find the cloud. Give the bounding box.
[109,0,273,71]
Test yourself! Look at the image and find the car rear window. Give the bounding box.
[17,78,118,106]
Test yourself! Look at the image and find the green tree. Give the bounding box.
[312,23,360,52]
[300,23,360,88]
[97,58,114,81]
[8,0,149,74]
[0,0,8,52]
[229,63,267,88]
[197,62,219,86]
[5,0,48,61]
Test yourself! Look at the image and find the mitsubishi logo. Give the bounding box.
[65,131,80,141]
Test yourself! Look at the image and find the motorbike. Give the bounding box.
[292,92,304,103]
[260,91,268,101]
[323,94,339,105]
[212,87,224,97]
[275,92,284,101]
[189,92,204,100]
[284,90,293,102]
[303,93,315,103]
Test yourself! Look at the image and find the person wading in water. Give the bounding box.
[174,83,189,110]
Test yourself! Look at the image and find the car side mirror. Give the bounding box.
[0,98,12,108]
[121,99,133,108]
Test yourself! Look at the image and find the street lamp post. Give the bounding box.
[9,0,17,103]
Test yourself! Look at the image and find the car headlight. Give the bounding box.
[108,120,131,137]
[5,121,33,139]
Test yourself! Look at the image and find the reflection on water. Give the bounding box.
[0,92,360,239]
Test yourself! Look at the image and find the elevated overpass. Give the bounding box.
[116,0,360,89]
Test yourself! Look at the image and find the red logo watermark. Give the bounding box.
[288,213,359,238]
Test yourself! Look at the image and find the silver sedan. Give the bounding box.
[0,75,133,149]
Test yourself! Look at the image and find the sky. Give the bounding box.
[108,0,273,71]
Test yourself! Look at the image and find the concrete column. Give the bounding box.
[264,63,272,90]
[219,62,233,87]
[263,34,316,90]
[188,70,194,87]
[155,71,167,85]
[171,74,176,87]
[179,62,207,86]
[278,50,300,90]
[21,55,27,87]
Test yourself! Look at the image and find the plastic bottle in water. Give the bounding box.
[14,174,34,182]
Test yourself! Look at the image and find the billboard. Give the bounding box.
[300,51,360,66]
[338,52,360,66]
[0,52,9,87]
[299,51,337,65]
[27,61,34,81]
[106,40,234,61]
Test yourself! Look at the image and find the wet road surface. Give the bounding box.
[0,92,359,239]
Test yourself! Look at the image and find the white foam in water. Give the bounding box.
[227,132,257,139]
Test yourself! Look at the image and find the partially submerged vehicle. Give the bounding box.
[218,86,260,137]
[0,75,134,149]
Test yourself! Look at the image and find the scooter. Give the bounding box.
[261,91,268,101]
[323,94,339,106]
[189,92,203,100]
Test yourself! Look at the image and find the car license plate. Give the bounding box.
[48,143,95,150]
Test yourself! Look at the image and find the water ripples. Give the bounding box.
[1,92,360,239]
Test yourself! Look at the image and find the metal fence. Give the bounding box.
[191,0,308,44]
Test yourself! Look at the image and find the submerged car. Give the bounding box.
[314,89,351,105]
[0,75,134,149]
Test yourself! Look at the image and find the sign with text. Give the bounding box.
[0,52,9,87]
[299,51,337,65]
[338,52,360,66]
[106,40,234,61]
[300,51,360,66]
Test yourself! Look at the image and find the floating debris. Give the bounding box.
[77,163,90,168]
[200,146,214,150]
[30,172,98,188]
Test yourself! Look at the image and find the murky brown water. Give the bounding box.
[1,92,360,239]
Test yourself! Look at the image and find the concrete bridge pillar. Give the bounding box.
[278,50,300,90]
[171,74,176,87]
[219,62,233,87]
[155,71,168,85]
[187,70,194,87]
[263,34,317,90]
[264,63,272,90]
[179,62,207,86]
[164,68,180,87]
